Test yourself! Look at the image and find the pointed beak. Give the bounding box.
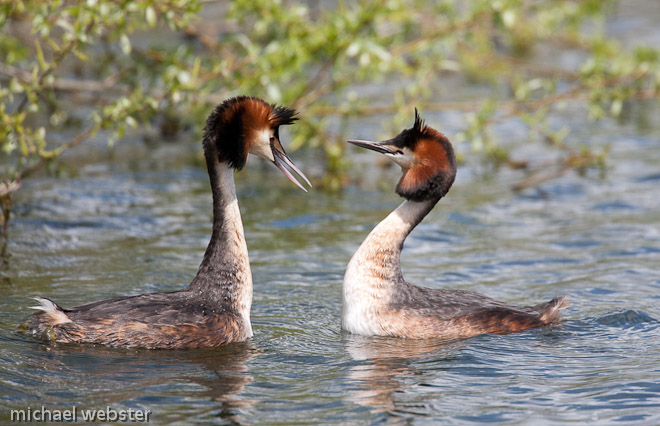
[347,139,398,155]
[348,139,413,170]
[271,141,312,192]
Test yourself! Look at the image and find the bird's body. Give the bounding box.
[22,96,310,349]
[26,290,247,349]
[342,110,566,340]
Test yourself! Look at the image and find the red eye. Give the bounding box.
[269,136,275,143]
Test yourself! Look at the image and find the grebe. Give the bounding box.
[22,96,311,349]
[342,109,566,340]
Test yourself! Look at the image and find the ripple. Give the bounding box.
[5,118,660,425]
[270,214,322,229]
[635,172,660,183]
[597,310,659,329]
[448,212,485,226]
[496,257,581,267]
[591,201,638,211]
[554,239,601,249]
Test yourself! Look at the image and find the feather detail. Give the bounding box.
[29,296,59,312]
[29,297,72,325]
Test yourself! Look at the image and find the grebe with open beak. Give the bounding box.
[23,96,311,349]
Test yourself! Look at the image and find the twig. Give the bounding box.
[0,181,21,199]
[389,11,493,58]
[18,125,98,181]
[0,63,121,93]
[14,20,95,114]
[512,162,573,191]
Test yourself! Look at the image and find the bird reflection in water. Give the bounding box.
[25,341,257,423]
[343,334,463,417]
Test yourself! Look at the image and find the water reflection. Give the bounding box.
[21,341,256,424]
[343,334,463,415]
[171,343,256,422]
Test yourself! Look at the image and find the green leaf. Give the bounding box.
[119,34,131,55]
[145,6,157,27]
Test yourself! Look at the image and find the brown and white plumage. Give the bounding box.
[22,96,310,349]
[342,109,566,340]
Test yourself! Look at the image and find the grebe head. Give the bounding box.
[203,96,311,191]
[348,109,456,202]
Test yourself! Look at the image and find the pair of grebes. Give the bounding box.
[24,96,566,349]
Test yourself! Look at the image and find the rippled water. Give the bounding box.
[1,107,660,425]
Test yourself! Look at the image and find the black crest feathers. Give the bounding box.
[270,105,298,127]
[203,96,249,170]
[202,96,298,170]
[388,107,432,150]
[412,107,425,137]
[394,108,457,202]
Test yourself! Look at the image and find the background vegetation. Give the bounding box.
[1,0,659,244]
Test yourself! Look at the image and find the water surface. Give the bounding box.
[2,106,660,425]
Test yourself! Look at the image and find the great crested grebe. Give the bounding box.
[22,96,311,349]
[342,110,566,340]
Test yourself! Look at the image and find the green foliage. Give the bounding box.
[0,0,199,172]
[1,0,659,238]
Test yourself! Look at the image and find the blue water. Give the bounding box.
[1,104,660,425]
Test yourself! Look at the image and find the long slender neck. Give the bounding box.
[188,150,252,322]
[345,198,437,285]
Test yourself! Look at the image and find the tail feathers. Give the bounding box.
[29,297,72,325]
[537,296,568,324]
[30,297,60,312]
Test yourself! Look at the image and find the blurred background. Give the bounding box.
[2,0,659,232]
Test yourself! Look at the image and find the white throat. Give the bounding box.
[205,161,254,337]
[341,200,432,336]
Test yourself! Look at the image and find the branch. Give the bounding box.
[0,63,121,94]
[512,162,572,192]
[14,20,96,113]
[0,181,21,199]
[17,125,98,181]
